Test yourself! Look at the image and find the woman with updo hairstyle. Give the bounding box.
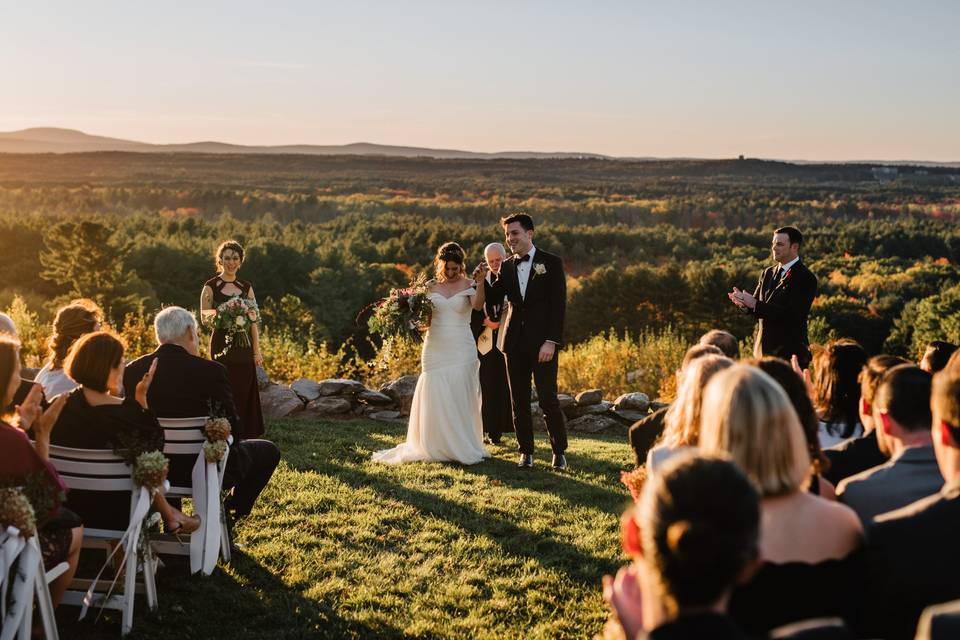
[699,364,864,635]
[602,454,761,639]
[200,240,265,439]
[35,298,102,399]
[372,241,490,465]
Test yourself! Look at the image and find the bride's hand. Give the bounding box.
[471,262,489,280]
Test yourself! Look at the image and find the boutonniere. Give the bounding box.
[533,263,547,276]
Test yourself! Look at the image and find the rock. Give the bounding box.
[614,392,650,412]
[567,414,624,433]
[318,378,366,396]
[557,393,575,410]
[302,397,353,416]
[530,387,539,402]
[569,401,614,418]
[259,384,304,419]
[531,402,543,418]
[626,370,642,384]
[575,389,603,406]
[650,401,670,412]
[358,390,394,406]
[380,375,419,415]
[370,410,403,422]
[290,378,322,402]
[256,366,270,390]
[612,409,648,424]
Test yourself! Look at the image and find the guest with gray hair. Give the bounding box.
[123,306,280,520]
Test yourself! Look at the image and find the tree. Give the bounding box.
[39,220,149,324]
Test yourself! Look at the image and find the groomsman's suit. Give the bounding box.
[747,257,818,368]
[488,246,568,458]
[470,273,513,443]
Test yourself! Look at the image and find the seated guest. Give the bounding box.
[837,365,942,524]
[35,299,102,399]
[824,355,908,485]
[646,354,733,473]
[50,331,199,535]
[123,307,280,519]
[602,454,762,639]
[699,329,740,359]
[861,366,960,639]
[753,357,836,499]
[628,344,723,466]
[0,312,49,413]
[699,364,864,635]
[921,341,958,375]
[813,339,868,448]
[0,334,82,611]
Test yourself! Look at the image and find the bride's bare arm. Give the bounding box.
[470,279,487,311]
[200,285,215,324]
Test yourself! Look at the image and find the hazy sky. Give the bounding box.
[2,1,958,160]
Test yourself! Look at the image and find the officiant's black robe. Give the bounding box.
[471,282,512,440]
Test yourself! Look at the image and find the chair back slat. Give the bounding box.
[163,429,205,442]
[48,445,134,493]
[157,417,207,429]
[165,442,204,455]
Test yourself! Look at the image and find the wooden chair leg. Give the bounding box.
[142,542,158,611]
[121,545,137,636]
[220,506,232,564]
[34,568,61,640]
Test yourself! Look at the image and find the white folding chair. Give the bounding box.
[1,526,67,640]
[154,417,231,573]
[47,445,157,636]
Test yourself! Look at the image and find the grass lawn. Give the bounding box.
[60,419,634,639]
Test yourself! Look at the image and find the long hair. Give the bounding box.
[661,355,733,448]
[46,299,102,369]
[434,242,466,283]
[699,364,811,497]
[813,339,868,438]
[0,334,20,408]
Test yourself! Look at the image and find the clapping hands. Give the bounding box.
[135,359,158,409]
[471,262,489,281]
[728,287,757,310]
[16,384,67,438]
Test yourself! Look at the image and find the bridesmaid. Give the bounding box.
[200,240,265,439]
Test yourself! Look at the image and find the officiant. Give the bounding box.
[472,242,513,444]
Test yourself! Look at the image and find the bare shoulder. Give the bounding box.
[815,494,865,538]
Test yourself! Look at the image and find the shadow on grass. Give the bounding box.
[56,539,407,639]
[314,458,619,587]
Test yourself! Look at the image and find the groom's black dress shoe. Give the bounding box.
[552,454,567,470]
[518,454,534,468]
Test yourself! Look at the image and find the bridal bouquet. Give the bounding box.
[212,296,260,357]
[367,274,433,343]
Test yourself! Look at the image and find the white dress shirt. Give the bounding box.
[775,256,800,282]
[516,245,536,299]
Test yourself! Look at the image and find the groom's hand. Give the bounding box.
[538,341,556,363]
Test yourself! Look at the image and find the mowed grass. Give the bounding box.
[61,419,634,639]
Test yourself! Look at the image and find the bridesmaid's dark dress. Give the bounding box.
[205,276,265,439]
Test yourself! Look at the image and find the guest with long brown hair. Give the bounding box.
[200,240,265,439]
[813,339,868,448]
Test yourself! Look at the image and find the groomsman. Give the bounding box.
[471,243,513,444]
[728,226,818,368]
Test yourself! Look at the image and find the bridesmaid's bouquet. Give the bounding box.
[213,296,260,356]
[367,274,433,343]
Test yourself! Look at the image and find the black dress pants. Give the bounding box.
[505,345,567,456]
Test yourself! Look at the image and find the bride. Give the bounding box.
[372,242,491,465]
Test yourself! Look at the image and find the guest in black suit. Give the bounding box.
[861,366,960,639]
[823,355,907,486]
[470,242,513,445]
[729,226,818,368]
[123,307,280,518]
[488,213,568,469]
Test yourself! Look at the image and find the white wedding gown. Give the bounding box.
[372,288,490,465]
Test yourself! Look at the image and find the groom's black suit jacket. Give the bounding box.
[748,259,818,367]
[488,249,566,354]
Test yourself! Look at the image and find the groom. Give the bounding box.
[488,213,569,469]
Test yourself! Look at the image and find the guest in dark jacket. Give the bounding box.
[49,331,199,534]
[123,307,280,518]
[861,366,960,639]
[823,355,908,486]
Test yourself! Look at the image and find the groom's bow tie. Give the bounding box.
[516,253,531,263]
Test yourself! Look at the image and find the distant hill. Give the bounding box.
[0,127,611,160]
